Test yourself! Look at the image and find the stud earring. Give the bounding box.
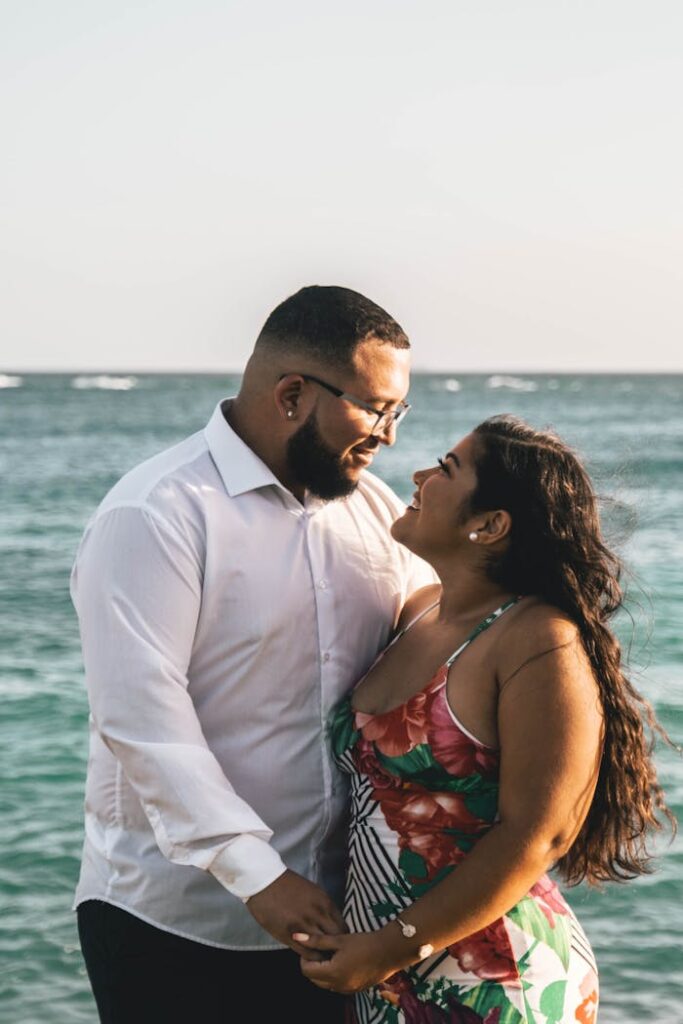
[468,531,478,542]
[286,410,294,419]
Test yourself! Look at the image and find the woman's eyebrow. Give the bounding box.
[445,452,461,468]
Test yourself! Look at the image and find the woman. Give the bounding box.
[294,415,674,1024]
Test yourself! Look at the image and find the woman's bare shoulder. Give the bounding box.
[513,599,579,642]
[496,600,589,686]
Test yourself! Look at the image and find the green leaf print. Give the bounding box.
[398,847,429,879]
[408,864,456,898]
[460,982,525,1024]
[462,785,499,821]
[516,940,538,977]
[538,980,567,1024]
[328,700,359,758]
[376,748,498,801]
[377,744,436,777]
[507,898,571,971]
[388,880,409,898]
[370,899,402,919]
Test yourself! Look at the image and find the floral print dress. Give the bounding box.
[329,598,599,1024]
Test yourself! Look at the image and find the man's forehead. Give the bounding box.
[349,339,411,399]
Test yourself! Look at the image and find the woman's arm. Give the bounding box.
[300,620,604,993]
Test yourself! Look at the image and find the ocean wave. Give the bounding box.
[0,373,23,388]
[71,375,138,391]
[430,377,462,392]
[486,374,538,392]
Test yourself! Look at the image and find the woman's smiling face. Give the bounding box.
[391,433,480,555]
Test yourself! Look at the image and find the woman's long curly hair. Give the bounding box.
[469,414,676,886]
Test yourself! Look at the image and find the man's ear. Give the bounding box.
[477,509,512,545]
[273,374,305,423]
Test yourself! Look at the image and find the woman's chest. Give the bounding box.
[352,617,500,742]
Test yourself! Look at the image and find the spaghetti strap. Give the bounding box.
[388,597,440,649]
[445,595,523,667]
[360,597,441,679]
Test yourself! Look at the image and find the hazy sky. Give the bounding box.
[2,1,682,372]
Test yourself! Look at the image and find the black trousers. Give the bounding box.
[77,900,347,1024]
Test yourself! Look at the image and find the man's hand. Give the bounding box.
[246,869,348,959]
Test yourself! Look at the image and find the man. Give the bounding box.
[71,285,434,1022]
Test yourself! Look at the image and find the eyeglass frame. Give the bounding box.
[279,372,411,436]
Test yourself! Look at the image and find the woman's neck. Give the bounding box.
[433,562,514,626]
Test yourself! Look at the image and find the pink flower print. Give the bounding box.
[356,689,430,757]
[529,875,569,927]
[426,672,498,779]
[448,918,519,983]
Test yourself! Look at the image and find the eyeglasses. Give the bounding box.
[282,373,411,436]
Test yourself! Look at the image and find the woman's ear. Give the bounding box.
[477,509,512,545]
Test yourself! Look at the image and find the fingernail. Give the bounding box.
[292,932,310,941]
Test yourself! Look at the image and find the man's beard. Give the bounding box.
[286,412,359,501]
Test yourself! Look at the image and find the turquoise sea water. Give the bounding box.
[1,372,681,1023]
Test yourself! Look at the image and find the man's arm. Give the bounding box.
[71,503,344,946]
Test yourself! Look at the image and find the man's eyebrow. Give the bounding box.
[367,394,406,408]
[445,452,461,468]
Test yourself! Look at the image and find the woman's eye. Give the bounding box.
[437,457,448,474]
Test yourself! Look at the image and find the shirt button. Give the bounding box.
[318,579,329,589]
[322,652,331,663]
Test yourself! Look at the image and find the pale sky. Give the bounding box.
[2,1,682,372]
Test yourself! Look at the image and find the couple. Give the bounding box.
[71,286,671,1024]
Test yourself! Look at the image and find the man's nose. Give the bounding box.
[375,418,398,447]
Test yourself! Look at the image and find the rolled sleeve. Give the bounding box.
[71,503,286,898]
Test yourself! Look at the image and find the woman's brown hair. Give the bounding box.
[469,414,676,885]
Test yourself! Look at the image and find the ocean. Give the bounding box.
[1,372,681,1023]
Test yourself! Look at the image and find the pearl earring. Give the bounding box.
[468,531,478,542]
[287,410,294,418]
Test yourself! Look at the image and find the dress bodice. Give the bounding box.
[328,596,599,1024]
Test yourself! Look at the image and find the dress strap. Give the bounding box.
[355,597,441,687]
[389,598,441,648]
[445,596,523,667]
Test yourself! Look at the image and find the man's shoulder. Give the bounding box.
[97,428,214,516]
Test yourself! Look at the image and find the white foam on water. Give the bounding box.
[428,377,462,392]
[0,374,23,388]
[486,374,538,392]
[71,375,138,391]
[547,379,560,390]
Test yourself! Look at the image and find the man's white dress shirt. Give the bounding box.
[71,400,434,949]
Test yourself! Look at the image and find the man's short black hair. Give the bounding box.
[255,285,409,369]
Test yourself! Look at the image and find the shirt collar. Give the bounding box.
[204,399,288,498]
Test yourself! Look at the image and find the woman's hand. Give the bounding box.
[293,930,399,994]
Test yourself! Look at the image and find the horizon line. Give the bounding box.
[3,368,683,377]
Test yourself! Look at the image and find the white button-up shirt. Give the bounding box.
[71,400,434,948]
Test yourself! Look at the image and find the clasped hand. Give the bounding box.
[293,930,396,995]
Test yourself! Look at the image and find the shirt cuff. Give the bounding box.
[209,834,288,902]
